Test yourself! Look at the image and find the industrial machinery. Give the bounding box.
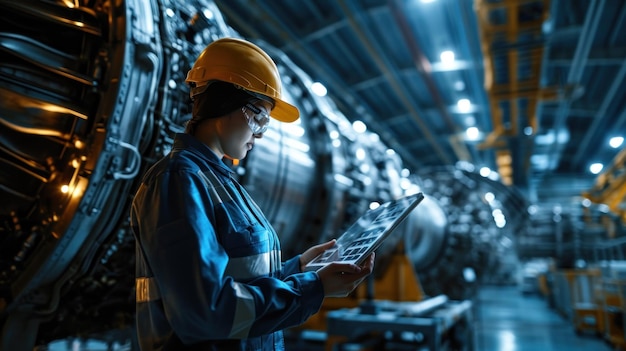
[0,0,531,350]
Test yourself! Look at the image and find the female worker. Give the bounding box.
[130,37,375,351]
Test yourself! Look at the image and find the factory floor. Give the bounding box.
[286,284,619,350]
[473,285,614,351]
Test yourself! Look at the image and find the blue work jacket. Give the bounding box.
[130,133,324,350]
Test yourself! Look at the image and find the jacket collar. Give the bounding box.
[172,133,234,177]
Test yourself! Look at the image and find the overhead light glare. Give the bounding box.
[440,50,455,64]
[457,98,471,113]
[479,167,491,177]
[202,9,215,20]
[484,192,495,203]
[311,82,327,97]
[369,202,381,210]
[352,120,367,133]
[465,126,480,141]
[609,136,624,148]
[356,148,366,160]
[589,163,603,174]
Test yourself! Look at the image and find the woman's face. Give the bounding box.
[218,100,273,160]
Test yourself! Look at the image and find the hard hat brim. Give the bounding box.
[272,99,300,123]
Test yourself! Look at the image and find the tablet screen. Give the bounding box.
[304,192,424,271]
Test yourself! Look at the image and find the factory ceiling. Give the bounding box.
[214,0,626,209]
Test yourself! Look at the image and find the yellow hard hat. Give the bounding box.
[185,37,300,123]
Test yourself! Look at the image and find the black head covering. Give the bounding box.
[185,81,258,134]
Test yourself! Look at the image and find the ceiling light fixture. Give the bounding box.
[589,163,603,174]
[311,82,327,96]
[440,50,455,64]
[457,98,471,113]
[609,136,624,148]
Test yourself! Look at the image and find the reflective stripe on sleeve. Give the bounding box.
[226,251,271,280]
[225,249,283,280]
[228,281,256,338]
[136,277,161,303]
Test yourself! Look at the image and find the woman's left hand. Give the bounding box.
[299,239,336,271]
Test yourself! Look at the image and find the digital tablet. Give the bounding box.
[303,192,424,271]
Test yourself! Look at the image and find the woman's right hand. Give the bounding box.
[316,253,375,297]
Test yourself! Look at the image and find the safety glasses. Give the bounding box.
[242,103,270,135]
